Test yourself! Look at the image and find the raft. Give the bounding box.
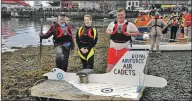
[31,51,167,101]
[31,80,145,101]
[131,42,191,51]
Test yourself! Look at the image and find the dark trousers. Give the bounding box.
[79,48,94,69]
[181,27,184,34]
[170,26,178,40]
[55,45,70,72]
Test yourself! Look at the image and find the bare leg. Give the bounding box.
[150,35,156,51]
[156,35,161,53]
[106,64,115,73]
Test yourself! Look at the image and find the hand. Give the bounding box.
[106,29,113,34]
[80,48,84,52]
[80,48,86,54]
[127,32,138,37]
[39,32,43,37]
[80,48,89,54]
[70,49,75,55]
[84,48,89,53]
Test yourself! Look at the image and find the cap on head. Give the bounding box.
[58,12,66,17]
[155,12,160,17]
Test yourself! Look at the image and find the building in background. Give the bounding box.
[34,1,43,7]
[1,0,30,10]
[78,1,100,10]
[126,0,140,10]
[60,0,72,8]
[71,1,79,9]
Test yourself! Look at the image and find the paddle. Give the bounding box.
[40,17,44,67]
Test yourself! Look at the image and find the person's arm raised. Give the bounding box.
[39,24,55,39]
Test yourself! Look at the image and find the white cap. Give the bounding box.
[155,12,160,17]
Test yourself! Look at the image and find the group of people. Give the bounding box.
[146,9,192,53]
[39,8,139,72]
[39,8,191,72]
[162,11,192,41]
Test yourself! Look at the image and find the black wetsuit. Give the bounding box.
[76,26,98,69]
[170,21,179,41]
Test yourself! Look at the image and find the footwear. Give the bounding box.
[169,39,173,42]
[156,51,161,53]
[149,51,153,53]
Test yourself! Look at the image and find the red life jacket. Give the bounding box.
[110,21,132,43]
[78,26,97,44]
[172,20,178,26]
[53,23,72,44]
[185,13,192,27]
[57,25,72,38]
[79,27,94,38]
[111,21,128,36]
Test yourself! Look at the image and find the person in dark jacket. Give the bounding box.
[76,15,98,69]
[169,17,179,42]
[39,13,75,72]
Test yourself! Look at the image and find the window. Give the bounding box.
[132,2,134,6]
[129,2,131,6]
[136,2,138,6]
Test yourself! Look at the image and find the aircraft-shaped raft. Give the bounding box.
[41,51,167,100]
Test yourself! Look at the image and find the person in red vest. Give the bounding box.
[39,13,75,72]
[76,15,98,69]
[105,8,139,72]
[170,17,179,42]
[184,9,192,38]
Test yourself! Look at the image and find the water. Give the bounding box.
[1,18,113,52]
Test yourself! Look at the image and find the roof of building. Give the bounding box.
[1,0,30,6]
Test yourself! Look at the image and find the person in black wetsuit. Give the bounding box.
[170,18,179,42]
[76,15,98,69]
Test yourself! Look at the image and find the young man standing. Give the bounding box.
[106,8,139,72]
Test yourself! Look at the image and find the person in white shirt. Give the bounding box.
[105,8,139,72]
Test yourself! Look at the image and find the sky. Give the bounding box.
[27,1,49,7]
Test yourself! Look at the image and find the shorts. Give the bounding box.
[107,48,129,64]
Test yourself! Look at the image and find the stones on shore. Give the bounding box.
[140,51,191,101]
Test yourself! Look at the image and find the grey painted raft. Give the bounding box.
[31,80,145,101]
[131,42,191,51]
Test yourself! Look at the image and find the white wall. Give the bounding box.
[126,0,140,10]
[78,1,100,10]
[2,4,25,9]
[33,1,42,6]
